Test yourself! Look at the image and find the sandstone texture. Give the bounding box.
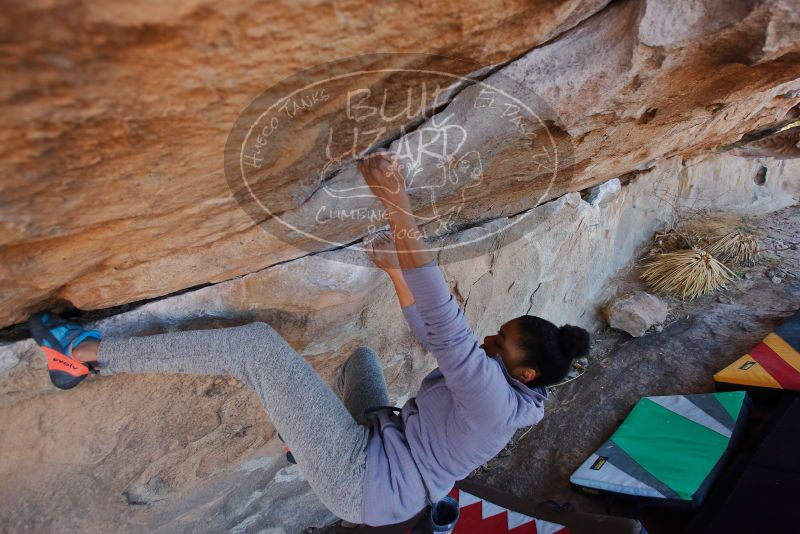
[585,178,622,207]
[1,0,800,532]
[1,0,799,328]
[0,0,610,328]
[1,152,797,532]
[605,291,668,337]
[731,123,800,159]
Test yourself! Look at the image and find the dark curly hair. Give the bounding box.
[516,315,590,387]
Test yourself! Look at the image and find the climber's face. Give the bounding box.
[481,318,537,383]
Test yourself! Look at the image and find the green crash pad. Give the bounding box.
[570,391,750,508]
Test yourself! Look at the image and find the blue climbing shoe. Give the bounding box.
[27,312,102,390]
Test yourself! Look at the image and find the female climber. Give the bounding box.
[27,153,590,528]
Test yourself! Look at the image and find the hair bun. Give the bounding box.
[558,324,590,359]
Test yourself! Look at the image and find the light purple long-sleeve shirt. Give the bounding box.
[361,262,547,526]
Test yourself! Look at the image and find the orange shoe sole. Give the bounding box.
[42,346,91,389]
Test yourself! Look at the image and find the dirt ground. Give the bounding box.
[467,204,800,533]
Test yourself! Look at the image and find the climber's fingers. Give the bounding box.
[359,153,404,194]
[377,231,393,245]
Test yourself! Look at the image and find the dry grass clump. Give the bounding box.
[643,248,735,300]
[651,230,690,255]
[698,213,756,235]
[705,231,760,266]
[641,209,761,300]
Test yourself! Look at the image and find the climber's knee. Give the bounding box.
[245,321,275,336]
[346,346,379,368]
[233,322,296,376]
[241,321,286,349]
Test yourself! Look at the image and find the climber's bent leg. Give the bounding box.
[334,346,391,424]
[97,322,368,523]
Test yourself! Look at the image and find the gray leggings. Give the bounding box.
[97,322,390,523]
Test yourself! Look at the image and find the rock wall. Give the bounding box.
[1,0,800,532]
[0,0,610,327]
[1,152,797,532]
[1,0,799,328]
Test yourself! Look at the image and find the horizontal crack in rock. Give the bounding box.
[0,166,654,342]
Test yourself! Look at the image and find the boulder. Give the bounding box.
[1,152,798,532]
[1,0,800,530]
[605,291,669,337]
[1,0,799,328]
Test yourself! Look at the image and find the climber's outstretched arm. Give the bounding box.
[364,232,429,351]
[358,155,433,271]
[390,270,433,352]
[387,269,415,309]
[359,155,509,419]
